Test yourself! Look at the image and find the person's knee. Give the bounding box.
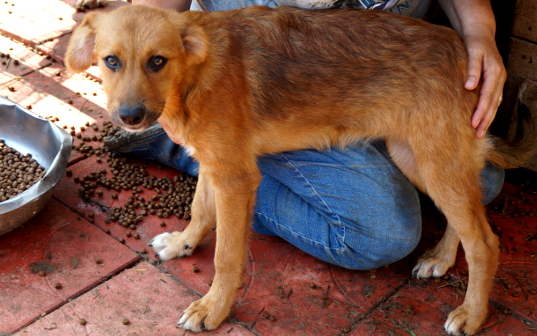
[331,221,422,271]
[481,163,505,205]
[364,234,420,269]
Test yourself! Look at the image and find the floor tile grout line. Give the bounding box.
[0,27,38,49]
[343,278,537,334]
[1,24,102,80]
[0,26,74,63]
[346,277,412,333]
[489,300,537,329]
[8,258,144,335]
[0,33,63,87]
[226,316,265,336]
[1,61,56,86]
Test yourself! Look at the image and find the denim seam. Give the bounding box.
[278,152,346,242]
[279,153,342,222]
[255,211,346,252]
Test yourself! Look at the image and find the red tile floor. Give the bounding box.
[1,1,537,335]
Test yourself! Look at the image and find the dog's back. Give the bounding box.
[183,6,477,153]
[181,6,536,168]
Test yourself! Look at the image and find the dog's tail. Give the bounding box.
[487,82,537,169]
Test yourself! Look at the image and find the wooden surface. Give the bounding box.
[512,0,537,42]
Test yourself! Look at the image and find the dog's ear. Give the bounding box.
[65,13,99,73]
[182,25,208,66]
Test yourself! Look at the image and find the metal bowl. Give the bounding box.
[0,96,72,235]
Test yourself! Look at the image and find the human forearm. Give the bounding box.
[132,0,191,11]
[438,0,496,39]
[438,0,506,139]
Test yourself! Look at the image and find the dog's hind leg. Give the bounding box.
[407,140,499,335]
[150,169,216,260]
[435,193,498,335]
[387,140,461,278]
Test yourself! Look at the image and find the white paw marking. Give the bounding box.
[150,232,172,253]
[149,232,194,261]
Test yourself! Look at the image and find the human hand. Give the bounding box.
[463,34,506,139]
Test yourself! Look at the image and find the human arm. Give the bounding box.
[131,0,191,11]
[438,0,506,139]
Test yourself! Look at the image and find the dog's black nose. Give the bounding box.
[119,105,145,126]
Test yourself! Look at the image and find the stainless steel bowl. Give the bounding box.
[0,96,72,235]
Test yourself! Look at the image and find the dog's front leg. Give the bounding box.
[150,171,215,260]
[179,166,261,331]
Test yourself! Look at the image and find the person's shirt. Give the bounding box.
[192,0,431,19]
[275,0,431,18]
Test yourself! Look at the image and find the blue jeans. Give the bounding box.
[112,131,505,270]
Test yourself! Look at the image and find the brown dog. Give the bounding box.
[65,5,536,334]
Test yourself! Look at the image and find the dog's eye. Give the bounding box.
[104,56,121,71]
[148,56,167,72]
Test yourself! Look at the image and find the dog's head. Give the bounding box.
[65,5,208,131]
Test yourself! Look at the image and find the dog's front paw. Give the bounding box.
[149,231,196,261]
[179,295,229,332]
[444,304,487,335]
[412,250,454,279]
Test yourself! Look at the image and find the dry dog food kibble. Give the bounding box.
[0,140,46,202]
